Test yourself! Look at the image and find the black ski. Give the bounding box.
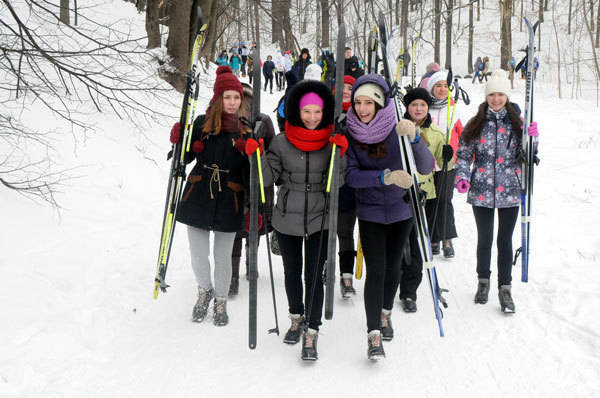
[377,11,445,337]
[248,45,262,349]
[323,23,346,320]
[154,8,206,299]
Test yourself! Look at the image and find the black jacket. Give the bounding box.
[263,60,276,78]
[176,115,249,233]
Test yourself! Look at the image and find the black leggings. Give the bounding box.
[359,218,413,332]
[472,206,519,287]
[399,225,423,300]
[276,230,328,330]
[264,75,273,92]
[425,169,458,243]
[337,207,357,274]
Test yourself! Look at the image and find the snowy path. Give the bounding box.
[1,76,599,397]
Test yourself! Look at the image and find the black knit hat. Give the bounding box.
[402,87,433,108]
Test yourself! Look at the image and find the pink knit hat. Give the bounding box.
[299,92,324,110]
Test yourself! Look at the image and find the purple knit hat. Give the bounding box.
[351,73,390,107]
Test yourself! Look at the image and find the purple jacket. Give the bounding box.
[345,129,434,224]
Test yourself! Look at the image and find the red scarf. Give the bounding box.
[285,121,333,152]
[221,112,239,132]
[342,102,351,112]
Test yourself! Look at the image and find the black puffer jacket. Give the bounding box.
[176,115,249,232]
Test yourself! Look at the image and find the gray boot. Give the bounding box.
[474,278,490,304]
[192,287,214,322]
[498,285,516,313]
[213,297,229,326]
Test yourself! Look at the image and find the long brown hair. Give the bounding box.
[461,101,523,143]
[202,95,250,135]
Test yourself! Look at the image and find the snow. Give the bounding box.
[2,2,600,397]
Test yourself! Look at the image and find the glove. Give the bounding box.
[170,122,181,144]
[442,145,454,163]
[245,138,264,156]
[192,140,204,153]
[244,212,263,233]
[528,121,539,137]
[456,179,470,193]
[329,134,348,157]
[382,169,413,189]
[234,137,247,153]
[395,119,417,142]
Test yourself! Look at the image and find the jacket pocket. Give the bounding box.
[227,181,244,213]
[182,174,203,202]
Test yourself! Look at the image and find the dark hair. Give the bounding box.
[461,101,523,143]
[357,102,387,159]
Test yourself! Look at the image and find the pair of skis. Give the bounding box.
[377,11,445,337]
[154,9,206,300]
[519,18,541,283]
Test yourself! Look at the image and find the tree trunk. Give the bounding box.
[552,1,561,98]
[402,0,409,54]
[253,0,261,49]
[477,0,480,21]
[591,0,595,32]
[137,0,146,12]
[145,0,161,49]
[60,0,70,25]
[434,0,441,63]
[500,0,512,72]
[468,1,474,73]
[272,0,284,49]
[321,0,330,50]
[568,0,572,34]
[596,0,600,47]
[445,0,453,69]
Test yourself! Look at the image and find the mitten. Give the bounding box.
[528,121,538,137]
[245,138,264,156]
[456,179,470,193]
[442,145,454,163]
[395,119,417,142]
[170,122,181,144]
[192,140,204,153]
[234,137,247,153]
[329,134,349,157]
[382,169,413,189]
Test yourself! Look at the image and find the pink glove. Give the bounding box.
[528,121,538,137]
[456,179,470,193]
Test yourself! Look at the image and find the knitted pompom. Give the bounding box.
[216,65,233,75]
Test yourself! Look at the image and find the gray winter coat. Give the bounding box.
[455,105,522,209]
[262,135,345,237]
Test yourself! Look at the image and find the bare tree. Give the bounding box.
[1,0,172,205]
[145,0,161,49]
[445,0,454,69]
[468,0,474,73]
[60,0,70,25]
[434,0,441,63]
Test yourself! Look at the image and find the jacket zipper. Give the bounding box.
[493,117,498,208]
[304,152,309,239]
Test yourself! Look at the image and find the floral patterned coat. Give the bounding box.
[455,105,522,209]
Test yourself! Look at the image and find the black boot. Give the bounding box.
[283,314,304,344]
[499,285,516,313]
[192,287,214,322]
[401,298,418,313]
[301,328,319,361]
[339,251,356,298]
[380,310,394,341]
[474,278,490,304]
[431,242,440,255]
[229,256,240,297]
[367,330,385,360]
[213,297,229,326]
[443,240,455,258]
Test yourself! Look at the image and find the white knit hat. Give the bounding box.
[485,69,510,96]
[353,83,385,108]
[304,64,323,81]
[427,70,449,94]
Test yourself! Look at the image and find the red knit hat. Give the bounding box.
[343,75,356,87]
[212,66,243,104]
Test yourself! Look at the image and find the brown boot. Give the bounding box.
[229,256,240,297]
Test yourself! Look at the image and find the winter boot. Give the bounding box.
[380,309,394,341]
[301,328,319,361]
[283,314,304,344]
[474,278,490,304]
[367,330,385,360]
[401,297,418,313]
[213,297,229,326]
[443,240,455,258]
[192,287,214,322]
[431,242,441,255]
[229,256,240,297]
[499,285,516,313]
[270,232,281,256]
[340,274,356,298]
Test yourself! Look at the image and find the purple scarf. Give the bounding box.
[346,102,397,144]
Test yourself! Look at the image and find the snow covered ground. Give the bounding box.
[2,72,600,397]
[2,2,600,397]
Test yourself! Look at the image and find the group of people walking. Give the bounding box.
[168,55,539,361]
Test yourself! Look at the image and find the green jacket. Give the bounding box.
[417,123,451,200]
